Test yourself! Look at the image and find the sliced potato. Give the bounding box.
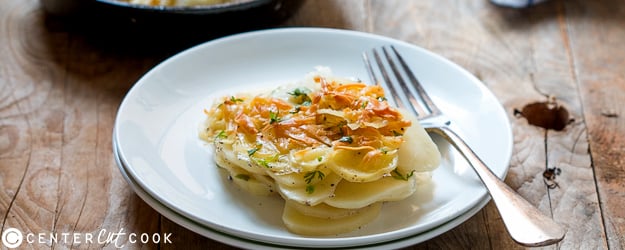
[324,176,416,209]
[285,200,360,219]
[326,146,397,182]
[277,172,341,206]
[217,142,264,175]
[396,110,441,174]
[215,154,276,196]
[282,202,382,236]
[201,71,443,237]
[289,146,332,172]
[267,165,333,187]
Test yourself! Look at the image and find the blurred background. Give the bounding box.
[38,0,306,52]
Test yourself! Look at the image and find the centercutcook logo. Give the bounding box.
[2,228,23,248]
[1,227,171,248]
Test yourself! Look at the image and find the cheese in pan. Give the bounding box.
[121,0,231,6]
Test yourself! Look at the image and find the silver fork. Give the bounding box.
[363,45,565,247]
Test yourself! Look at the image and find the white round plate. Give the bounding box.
[113,135,492,249]
[114,27,512,248]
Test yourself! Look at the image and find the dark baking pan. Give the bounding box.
[41,0,304,52]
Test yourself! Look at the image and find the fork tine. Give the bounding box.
[362,52,379,87]
[364,45,441,118]
[373,49,411,112]
[363,48,408,112]
[388,45,441,116]
[379,46,428,117]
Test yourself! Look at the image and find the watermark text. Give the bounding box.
[2,227,171,248]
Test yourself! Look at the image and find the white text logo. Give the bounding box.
[1,227,171,248]
[2,228,23,248]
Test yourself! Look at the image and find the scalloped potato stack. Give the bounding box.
[200,67,441,236]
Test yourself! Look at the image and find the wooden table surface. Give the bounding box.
[1,0,624,249]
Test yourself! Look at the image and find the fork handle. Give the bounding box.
[428,126,566,247]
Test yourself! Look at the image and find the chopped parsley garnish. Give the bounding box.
[269,110,281,124]
[248,143,263,156]
[305,185,315,194]
[391,169,415,181]
[288,87,312,105]
[377,96,387,101]
[304,170,325,184]
[230,96,244,103]
[288,87,311,97]
[256,159,270,168]
[247,147,259,156]
[392,130,403,136]
[215,130,227,140]
[255,154,279,168]
[317,156,323,162]
[339,136,353,144]
[235,174,250,181]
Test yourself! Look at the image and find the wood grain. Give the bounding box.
[367,0,606,249]
[566,1,625,249]
[0,0,164,249]
[1,0,623,249]
[283,0,368,31]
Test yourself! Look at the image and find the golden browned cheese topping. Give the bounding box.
[204,76,411,156]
